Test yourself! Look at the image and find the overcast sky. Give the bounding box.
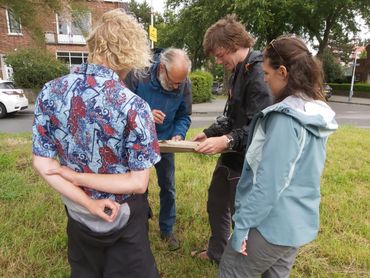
[358,17,370,40]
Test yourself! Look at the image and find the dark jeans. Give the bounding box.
[66,194,160,278]
[154,152,176,235]
[207,159,240,264]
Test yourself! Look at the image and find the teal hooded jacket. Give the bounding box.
[231,95,338,252]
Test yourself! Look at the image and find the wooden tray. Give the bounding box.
[158,140,200,153]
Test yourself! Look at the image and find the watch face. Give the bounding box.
[226,135,234,149]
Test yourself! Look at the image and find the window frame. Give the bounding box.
[56,12,91,45]
[6,9,22,35]
[56,51,89,70]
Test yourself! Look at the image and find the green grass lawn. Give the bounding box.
[0,127,369,277]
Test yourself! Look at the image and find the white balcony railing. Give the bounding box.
[57,34,86,45]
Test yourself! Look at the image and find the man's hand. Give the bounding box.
[152,109,166,124]
[87,198,120,223]
[192,132,207,142]
[47,166,78,185]
[240,240,248,256]
[171,135,182,141]
[194,135,228,155]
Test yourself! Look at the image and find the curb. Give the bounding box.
[328,100,370,106]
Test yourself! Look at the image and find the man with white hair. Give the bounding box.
[125,48,192,251]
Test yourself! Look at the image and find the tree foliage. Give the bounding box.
[359,49,367,59]
[159,0,370,67]
[128,0,152,32]
[162,0,233,69]
[321,49,345,83]
[5,48,69,89]
[288,0,370,56]
[189,70,213,103]
[233,0,301,49]
[233,0,370,55]
[326,33,357,65]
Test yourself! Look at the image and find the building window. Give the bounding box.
[6,9,22,35]
[57,12,91,44]
[57,52,88,70]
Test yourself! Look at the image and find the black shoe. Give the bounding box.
[160,233,180,251]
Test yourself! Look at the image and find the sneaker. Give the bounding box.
[160,233,180,251]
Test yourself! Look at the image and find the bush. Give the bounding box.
[5,48,69,89]
[329,83,370,92]
[322,49,345,83]
[189,70,213,103]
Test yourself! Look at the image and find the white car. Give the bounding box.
[0,80,29,118]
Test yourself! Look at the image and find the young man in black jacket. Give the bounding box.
[193,14,272,264]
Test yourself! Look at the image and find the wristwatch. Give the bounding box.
[225,134,235,150]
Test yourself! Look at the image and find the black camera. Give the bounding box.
[213,115,233,134]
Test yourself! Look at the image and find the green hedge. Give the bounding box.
[5,48,69,90]
[189,70,213,103]
[329,83,370,93]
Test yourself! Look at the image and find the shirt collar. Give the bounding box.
[73,63,119,81]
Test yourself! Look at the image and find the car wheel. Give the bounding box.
[0,103,7,119]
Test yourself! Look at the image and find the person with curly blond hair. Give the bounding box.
[32,9,161,277]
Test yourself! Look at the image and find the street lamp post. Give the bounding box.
[150,0,154,49]
[349,49,358,102]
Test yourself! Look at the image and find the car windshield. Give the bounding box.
[0,82,16,89]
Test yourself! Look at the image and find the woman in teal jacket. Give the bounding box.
[219,36,338,278]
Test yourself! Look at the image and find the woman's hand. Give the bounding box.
[240,240,248,256]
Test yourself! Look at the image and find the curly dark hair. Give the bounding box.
[264,35,325,102]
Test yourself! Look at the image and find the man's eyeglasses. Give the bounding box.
[163,65,184,87]
[268,39,284,63]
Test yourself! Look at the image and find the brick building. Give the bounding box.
[0,0,128,80]
[356,44,370,83]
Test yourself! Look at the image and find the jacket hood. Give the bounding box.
[262,95,338,138]
[239,49,263,72]
[246,49,263,65]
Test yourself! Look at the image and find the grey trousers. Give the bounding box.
[219,229,298,278]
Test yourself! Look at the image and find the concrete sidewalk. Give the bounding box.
[192,97,226,114]
[329,95,370,106]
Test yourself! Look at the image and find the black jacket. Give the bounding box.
[203,49,272,172]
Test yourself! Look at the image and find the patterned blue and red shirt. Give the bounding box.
[33,63,160,203]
